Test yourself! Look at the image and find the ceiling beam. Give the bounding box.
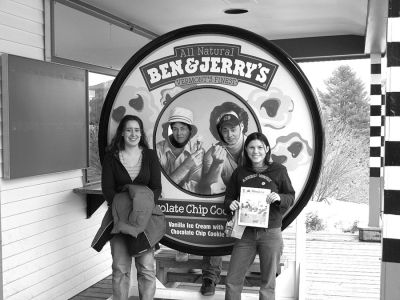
[272,35,368,62]
[57,0,158,39]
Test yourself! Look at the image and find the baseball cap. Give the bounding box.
[217,113,240,129]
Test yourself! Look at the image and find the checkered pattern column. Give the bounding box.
[368,53,384,227]
[381,0,400,298]
[369,54,384,177]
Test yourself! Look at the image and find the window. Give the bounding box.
[87,72,115,182]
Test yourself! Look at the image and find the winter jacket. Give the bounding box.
[91,185,166,255]
[91,148,164,255]
[113,184,165,255]
[224,162,295,229]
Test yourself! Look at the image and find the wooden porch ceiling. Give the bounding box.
[71,0,387,61]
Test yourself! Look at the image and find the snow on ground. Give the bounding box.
[303,199,369,233]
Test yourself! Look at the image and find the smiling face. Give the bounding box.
[122,120,141,147]
[171,122,191,144]
[246,139,269,167]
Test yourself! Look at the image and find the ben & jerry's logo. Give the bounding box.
[140,43,279,91]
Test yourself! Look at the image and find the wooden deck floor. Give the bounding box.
[304,233,381,299]
[69,231,381,300]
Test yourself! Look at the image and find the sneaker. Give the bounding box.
[200,278,216,296]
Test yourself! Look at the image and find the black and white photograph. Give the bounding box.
[0,1,395,300]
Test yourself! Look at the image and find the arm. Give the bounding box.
[156,139,198,185]
[277,166,295,211]
[101,153,116,206]
[202,145,226,186]
[169,149,203,185]
[148,150,162,205]
[223,168,240,215]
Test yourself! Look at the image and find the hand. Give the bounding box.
[211,145,226,164]
[183,149,203,168]
[266,192,280,204]
[229,200,240,211]
[195,137,203,151]
[191,149,204,167]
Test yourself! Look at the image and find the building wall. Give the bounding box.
[0,0,111,299]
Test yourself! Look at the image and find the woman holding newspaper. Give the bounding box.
[224,132,295,300]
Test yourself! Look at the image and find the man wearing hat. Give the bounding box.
[202,101,249,195]
[156,106,221,296]
[195,102,249,296]
[156,106,204,193]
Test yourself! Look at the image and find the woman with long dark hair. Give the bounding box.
[102,115,161,300]
[224,132,295,300]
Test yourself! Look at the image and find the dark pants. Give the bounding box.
[225,227,283,300]
[202,255,222,284]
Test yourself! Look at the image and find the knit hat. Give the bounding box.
[167,107,194,125]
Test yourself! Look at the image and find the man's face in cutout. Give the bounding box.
[171,122,191,144]
[220,123,243,145]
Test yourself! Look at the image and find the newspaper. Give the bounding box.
[238,187,270,228]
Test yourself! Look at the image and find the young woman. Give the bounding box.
[224,132,295,300]
[102,115,161,300]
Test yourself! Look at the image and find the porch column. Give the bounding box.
[381,0,400,299]
[369,53,384,228]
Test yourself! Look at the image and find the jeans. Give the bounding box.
[110,234,156,300]
[202,256,222,284]
[225,227,283,300]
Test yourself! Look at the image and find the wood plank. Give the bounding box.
[152,279,259,300]
[2,208,96,244]
[166,270,264,287]
[1,190,84,217]
[4,254,111,299]
[53,266,111,300]
[0,24,42,48]
[0,169,83,190]
[1,199,86,232]
[2,215,105,270]
[77,289,110,299]
[0,11,42,35]
[13,0,43,10]
[0,0,43,22]
[306,242,381,249]
[155,248,275,277]
[73,182,102,194]
[3,239,104,284]
[306,269,381,277]
[1,176,84,203]
[2,214,103,261]
[305,276,380,285]
[70,232,381,300]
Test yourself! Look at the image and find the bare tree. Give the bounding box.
[312,117,368,203]
[312,64,369,203]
